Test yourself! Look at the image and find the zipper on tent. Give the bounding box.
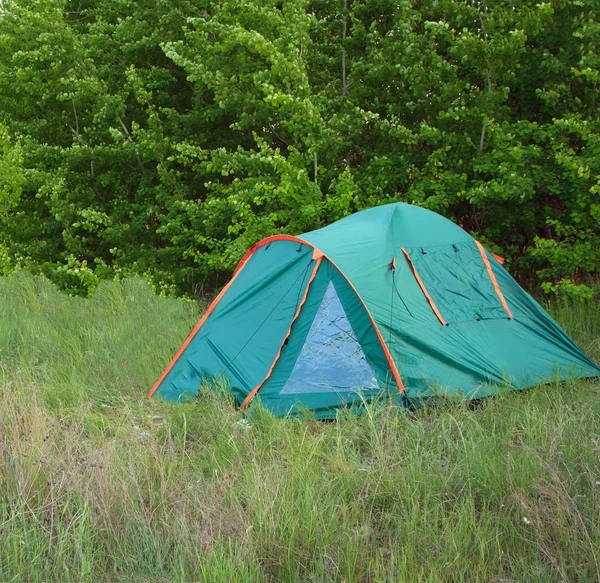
[388,258,395,349]
[475,241,513,319]
[391,255,414,319]
[240,256,323,409]
[400,248,448,326]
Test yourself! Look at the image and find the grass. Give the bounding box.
[0,271,599,582]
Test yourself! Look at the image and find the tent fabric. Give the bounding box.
[149,202,599,417]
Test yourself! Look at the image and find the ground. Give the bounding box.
[0,272,598,582]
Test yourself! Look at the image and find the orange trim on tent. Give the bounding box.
[400,248,448,326]
[240,257,323,409]
[149,233,405,400]
[332,259,405,394]
[148,237,306,399]
[233,234,308,276]
[147,252,254,399]
[400,247,448,326]
[475,241,513,319]
[491,252,505,265]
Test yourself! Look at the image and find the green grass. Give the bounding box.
[0,271,599,582]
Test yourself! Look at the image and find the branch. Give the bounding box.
[477,1,492,154]
[117,115,146,172]
[342,0,348,97]
[72,100,79,137]
[478,120,487,155]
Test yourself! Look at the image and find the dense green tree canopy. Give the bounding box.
[0,0,598,297]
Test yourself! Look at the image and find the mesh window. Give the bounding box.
[280,281,379,395]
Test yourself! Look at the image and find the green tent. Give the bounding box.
[148,203,598,418]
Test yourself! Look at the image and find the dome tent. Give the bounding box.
[148,203,598,418]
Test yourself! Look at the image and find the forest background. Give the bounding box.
[0,0,599,299]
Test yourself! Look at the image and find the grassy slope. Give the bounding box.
[0,272,598,583]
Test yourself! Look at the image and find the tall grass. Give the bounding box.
[0,272,598,582]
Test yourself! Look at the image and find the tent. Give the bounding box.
[148,203,598,418]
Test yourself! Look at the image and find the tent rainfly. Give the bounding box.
[148,203,599,418]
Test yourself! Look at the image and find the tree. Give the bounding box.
[0,0,598,297]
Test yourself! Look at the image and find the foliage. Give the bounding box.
[0,0,599,296]
[0,123,23,214]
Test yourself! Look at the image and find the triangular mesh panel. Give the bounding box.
[280,281,379,395]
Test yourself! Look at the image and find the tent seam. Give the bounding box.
[147,250,256,398]
[475,241,513,319]
[240,256,323,409]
